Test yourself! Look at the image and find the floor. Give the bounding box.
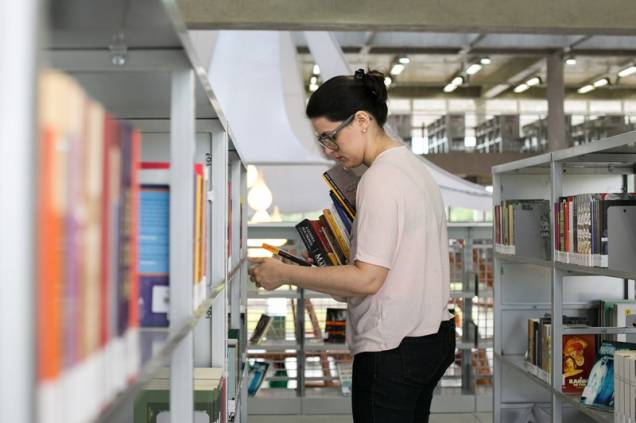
[248,413,493,423]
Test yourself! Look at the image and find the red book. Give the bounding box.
[128,129,141,328]
[100,114,114,347]
[309,220,338,266]
[564,199,569,253]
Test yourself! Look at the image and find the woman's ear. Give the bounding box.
[354,111,372,133]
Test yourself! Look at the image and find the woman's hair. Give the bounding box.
[306,68,388,127]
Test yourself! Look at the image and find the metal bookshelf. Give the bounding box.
[2,0,250,422]
[246,222,494,415]
[493,130,636,423]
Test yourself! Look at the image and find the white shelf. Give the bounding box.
[497,354,613,423]
[556,261,636,280]
[494,252,552,267]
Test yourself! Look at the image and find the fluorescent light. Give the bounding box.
[443,83,458,93]
[618,65,636,78]
[480,57,492,65]
[466,63,482,75]
[565,57,577,66]
[398,55,410,65]
[593,78,609,88]
[384,76,392,87]
[310,76,317,84]
[309,83,319,92]
[390,63,405,75]
[451,76,464,86]
[312,64,320,75]
[578,84,595,94]
[526,76,541,87]
[513,83,529,93]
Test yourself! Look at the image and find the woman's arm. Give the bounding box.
[248,257,388,298]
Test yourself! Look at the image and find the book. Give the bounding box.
[562,334,596,393]
[247,361,269,396]
[329,190,353,232]
[250,314,273,344]
[322,164,364,220]
[325,308,347,343]
[581,341,636,408]
[267,316,286,340]
[295,219,329,267]
[323,208,351,261]
[319,215,345,265]
[309,220,339,266]
[139,276,170,327]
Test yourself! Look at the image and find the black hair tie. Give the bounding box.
[354,69,365,80]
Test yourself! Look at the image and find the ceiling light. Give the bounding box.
[451,76,464,86]
[384,76,392,87]
[398,55,410,65]
[443,83,458,93]
[310,76,318,84]
[618,65,636,78]
[312,64,320,75]
[565,56,577,66]
[480,57,492,65]
[513,83,530,93]
[578,84,595,94]
[593,78,609,88]
[390,63,405,75]
[526,76,541,87]
[466,63,482,75]
[309,83,319,92]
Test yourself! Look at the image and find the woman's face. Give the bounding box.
[310,114,366,169]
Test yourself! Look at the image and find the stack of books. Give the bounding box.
[554,193,636,267]
[37,70,141,423]
[494,199,551,260]
[295,164,363,266]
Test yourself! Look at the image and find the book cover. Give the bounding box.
[247,361,269,396]
[562,334,596,393]
[581,341,636,408]
[309,220,338,266]
[296,219,329,267]
[319,215,345,265]
[249,314,273,344]
[139,276,170,327]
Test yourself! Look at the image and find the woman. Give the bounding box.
[248,69,454,423]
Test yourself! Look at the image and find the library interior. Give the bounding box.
[4,0,636,422]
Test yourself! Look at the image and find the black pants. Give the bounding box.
[351,318,456,423]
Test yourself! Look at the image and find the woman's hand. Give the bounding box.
[248,257,288,291]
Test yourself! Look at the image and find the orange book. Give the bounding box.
[194,165,203,286]
[128,129,141,327]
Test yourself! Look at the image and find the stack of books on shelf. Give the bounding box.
[494,199,551,260]
[37,70,141,423]
[138,161,210,325]
[295,164,362,267]
[599,300,636,343]
[526,315,595,391]
[554,193,636,268]
[325,308,347,344]
[134,367,224,423]
[613,350,636,422]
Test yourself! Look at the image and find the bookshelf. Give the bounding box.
[425,114,466,154]
[493,130,636,422]
[475,115,522,153]
[246,222,494,415]
[2,0,249,422]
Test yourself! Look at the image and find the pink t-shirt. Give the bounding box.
[347,145,451,355]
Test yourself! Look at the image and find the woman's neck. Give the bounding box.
[363,132,402,167]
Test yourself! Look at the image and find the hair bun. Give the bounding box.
[354,68,388,105]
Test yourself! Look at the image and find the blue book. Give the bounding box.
[139,275,169,327]
[581,341,636,408]
[329,191,352,234]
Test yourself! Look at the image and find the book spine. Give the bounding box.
[327,207,351,254]
[322,173,356,217]
[310,220,338,266]
[319,214,344,265]
[330,190,353,231]
[295,219,329,267]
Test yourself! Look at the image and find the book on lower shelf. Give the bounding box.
[325,308,347,343]
[581,341,636,410]
[553,193,636,268]
[133,367,224,423]
[526,315,596,393]
[613,349,636,422]
[37,70,142,423]
[494,199,551,260]
[249,314,273,344]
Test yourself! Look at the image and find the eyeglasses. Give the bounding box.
[316,114,355,151]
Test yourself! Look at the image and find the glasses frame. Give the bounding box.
[316,114,355,151]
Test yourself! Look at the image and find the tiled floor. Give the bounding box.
[248,413,493,423]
